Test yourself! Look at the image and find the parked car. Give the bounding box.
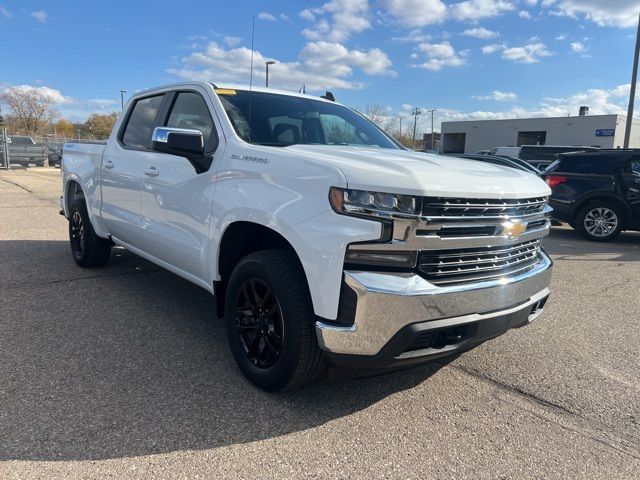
[453,154,541,175]
[47,143,63,167]
[7,136,47,167]
[60,82,553,391]
[488,146,521,158]
[520,145,600,170]
[489,145,600,170]
[543,150,640,241]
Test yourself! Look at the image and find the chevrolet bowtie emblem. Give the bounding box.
[501,220,527,239]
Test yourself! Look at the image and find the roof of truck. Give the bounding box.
[129,81,341,105]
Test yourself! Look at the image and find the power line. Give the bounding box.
[411,107,421,149]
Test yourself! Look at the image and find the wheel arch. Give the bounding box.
[215,221,309,318]
[571,194,632,226]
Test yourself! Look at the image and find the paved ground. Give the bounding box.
[0,167,639,479]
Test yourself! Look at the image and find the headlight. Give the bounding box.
[329,187,420,218]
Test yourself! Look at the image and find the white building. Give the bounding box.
[440,114,640,154]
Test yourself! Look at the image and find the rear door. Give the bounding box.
[620,158,640,221]
[100,93,166,243]
[138,87,221,280]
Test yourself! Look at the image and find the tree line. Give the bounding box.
[0,87,118,140]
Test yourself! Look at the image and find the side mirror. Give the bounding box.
[152,126,204,158]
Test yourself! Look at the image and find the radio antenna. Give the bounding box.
[249,15,255,90]
[248,15,255,143]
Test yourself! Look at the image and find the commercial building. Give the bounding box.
[440,113,640,154]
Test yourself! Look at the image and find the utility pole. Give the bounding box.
[411,107,421,150]
[426,109,436,151]
[265,61,276,87]
[120,90,127,110]
[625,12,640,148]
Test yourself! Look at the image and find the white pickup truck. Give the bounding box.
[61,82,553,391]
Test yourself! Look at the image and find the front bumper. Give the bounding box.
[316,251,552,365]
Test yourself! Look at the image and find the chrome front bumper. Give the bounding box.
[316,251,552,357]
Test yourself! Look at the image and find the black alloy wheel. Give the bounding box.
[233,278,284,369]
[70,210,85,258]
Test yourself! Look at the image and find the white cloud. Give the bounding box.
[440,83,634,125]
[501,42,553,63]
[169,41,395,91]
[518,10,532,19]
[0,6,13,18]
[473,90,518,101]
[301,0,371,42]
[257,12,277,22]
[4,85,71,104]
[280,13,289,21]
[541,0,640,28]
[462,27,499,39]
[299,9,316,21]
[382,0,447,27]
[525,0,538,5]
[450,0,515,21]
[412,42,468,71]
[481,43,506,54]
[391,30,432,43]
[224,36,242,47]
[555,34,567,40]
[31,10,49,23]
[570,41,586,53]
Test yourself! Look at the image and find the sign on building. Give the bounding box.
[595,129,615,137]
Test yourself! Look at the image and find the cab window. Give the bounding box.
[121,95,164,149]
[166,92,216,151]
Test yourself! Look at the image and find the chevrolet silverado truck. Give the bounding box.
[61,82,553,391]
[7,135,47,167]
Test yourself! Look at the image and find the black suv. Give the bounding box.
[543,150,640,241]
[520,145,599,170]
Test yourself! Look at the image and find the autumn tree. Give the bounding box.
[84,112,118,139]
[0,87,57,135]
[54,118,76,138]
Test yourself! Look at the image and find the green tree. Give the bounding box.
[84,112,118,139]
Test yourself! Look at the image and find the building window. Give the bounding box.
[443,133,466,154]
[517,131,547,146]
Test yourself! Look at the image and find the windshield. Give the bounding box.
[217,89,400,150]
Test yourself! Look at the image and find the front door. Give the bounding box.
[620,158,640,222]
[139,89,220,280]
[100,93,165,243]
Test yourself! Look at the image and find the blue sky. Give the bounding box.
[2,0,640,132]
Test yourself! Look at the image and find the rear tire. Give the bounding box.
[575,201,623,242]
[224,250,325,391]
[68,198,111,267]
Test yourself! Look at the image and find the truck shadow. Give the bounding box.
[0,240,451,461]
[545,226,640,262]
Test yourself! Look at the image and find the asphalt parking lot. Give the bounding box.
[1,168,639,479]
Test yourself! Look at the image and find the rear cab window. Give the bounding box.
[121,94,165,149]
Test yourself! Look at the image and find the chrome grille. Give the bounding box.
[418,239,542,286]
[422,197,547,218]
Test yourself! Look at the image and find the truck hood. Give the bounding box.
[285,145,551,199]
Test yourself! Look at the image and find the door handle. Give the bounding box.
[144,166,159,177]
[103,160,115,169]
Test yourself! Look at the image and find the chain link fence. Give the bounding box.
[0,130,108,169]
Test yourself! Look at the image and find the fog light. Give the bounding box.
[345,250,417,268]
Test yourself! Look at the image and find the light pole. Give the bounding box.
[624,12,640,148]
[411,107,421,150]
[265,61,276,87]
[120,90,127,110]
[426,109,436,151]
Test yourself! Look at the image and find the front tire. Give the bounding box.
[68,198,111,267]
[224,250,325,391]
[575,201,623,242]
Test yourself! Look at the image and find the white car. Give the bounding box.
[61,82,553,391]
